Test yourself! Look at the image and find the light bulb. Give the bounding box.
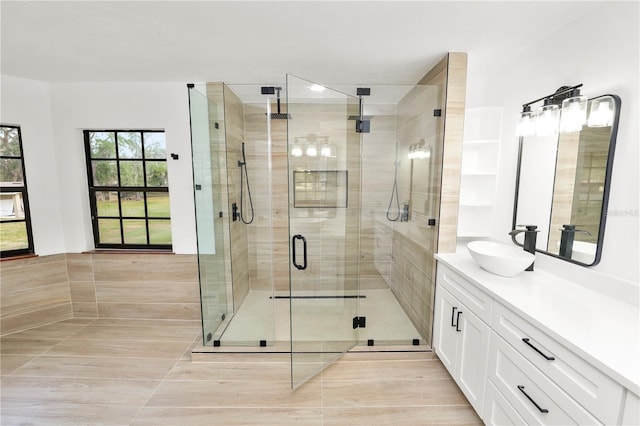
[320,145,331,157]
[516,109,536,137]
[536,103,560,136]
[560,95,587,133]
[291,145,302,157]
[587,98,614,128]
[306,145,317,157]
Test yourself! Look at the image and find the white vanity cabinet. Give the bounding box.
[490,302,624,424]
[434,256,640,426]
[433,266,492,416]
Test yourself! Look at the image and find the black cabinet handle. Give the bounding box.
[517,385,549,413]
[292,234,307,270]
[522,338,555,361]
[451,307,458,327]
[455,311,462,332]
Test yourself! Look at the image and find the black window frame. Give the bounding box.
[0,124,35,258]
[84,129,172,251]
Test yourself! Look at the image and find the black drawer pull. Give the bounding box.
[517,385,549,413]
[455,311,462,332]
[451,307,458,327]
[522,338,555,361]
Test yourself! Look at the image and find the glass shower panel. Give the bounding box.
[188,85,231,345]
[219,84,275,347]
[287,75,362,388]
[392,80,446,347]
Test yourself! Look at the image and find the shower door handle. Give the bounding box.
[292,234,307,270]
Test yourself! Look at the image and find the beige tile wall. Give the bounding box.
[1,254,73,335]
[2,252,200,336]
[223,85,251,309]
[67,253,200,322]
[376,53,466,345]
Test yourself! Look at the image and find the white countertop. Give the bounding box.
[436,251,640,395]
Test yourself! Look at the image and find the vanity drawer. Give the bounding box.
[483,379,527,425]
[488,332,600,425]
[437,265,492,324]
[491,302,623,424]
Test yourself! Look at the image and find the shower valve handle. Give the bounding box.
[292,234,308,270]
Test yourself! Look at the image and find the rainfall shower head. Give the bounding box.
[347,115,374,120]
[270,112,291,120]
[261,86,291,119]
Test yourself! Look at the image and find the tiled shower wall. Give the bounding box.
[1,253,200,336]
[222,85,251,308]
[374,53,466,343]
[244,101,362,294]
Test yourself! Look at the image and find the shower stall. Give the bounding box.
[188,62,463,387]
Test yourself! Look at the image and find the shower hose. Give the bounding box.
[239,143,254,224]
[386,160,400,221]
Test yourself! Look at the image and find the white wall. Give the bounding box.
[49,82,197,254]
[466,2,639,288]
[1,76,197,254]
[1,76,66,256]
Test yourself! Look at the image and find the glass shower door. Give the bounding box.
[286,75,362,388]
[188,85,231,345]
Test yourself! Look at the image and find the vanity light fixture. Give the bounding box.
[587,97,614,127]
[516,84,598,137]
[306,145,318,157]
[320,144,332,157]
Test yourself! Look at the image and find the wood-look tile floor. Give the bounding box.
[0,318,482,425]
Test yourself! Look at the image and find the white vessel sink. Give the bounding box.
[467,241,535,277]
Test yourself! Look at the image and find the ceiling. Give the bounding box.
[1,1,597,90]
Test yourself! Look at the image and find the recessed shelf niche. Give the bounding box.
[458,107,502,238]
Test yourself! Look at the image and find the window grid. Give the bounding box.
[84,130,171,250]
[0,125,35,258]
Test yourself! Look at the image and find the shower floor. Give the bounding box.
[217,288,423,347]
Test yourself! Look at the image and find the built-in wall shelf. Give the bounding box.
[458,107,502,238]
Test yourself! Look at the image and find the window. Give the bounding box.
[0,125,34,258]
[84,130,171,250]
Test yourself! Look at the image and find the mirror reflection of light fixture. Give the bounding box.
[587,97,614,127]
[408,140,431,159]
[290,135,334,158]
[320,144,332,157]
[309,84,326,93]
[559,87,587,133]
[516,105,536,137]
[536,100,560,136]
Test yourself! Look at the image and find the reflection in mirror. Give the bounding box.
[513,94,620,266]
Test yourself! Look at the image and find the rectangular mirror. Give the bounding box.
[513,94,621,266]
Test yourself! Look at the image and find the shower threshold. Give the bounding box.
[196,289,428,354]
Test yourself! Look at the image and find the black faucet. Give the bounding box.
[509,225,539,271]
[559,224,591,259]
